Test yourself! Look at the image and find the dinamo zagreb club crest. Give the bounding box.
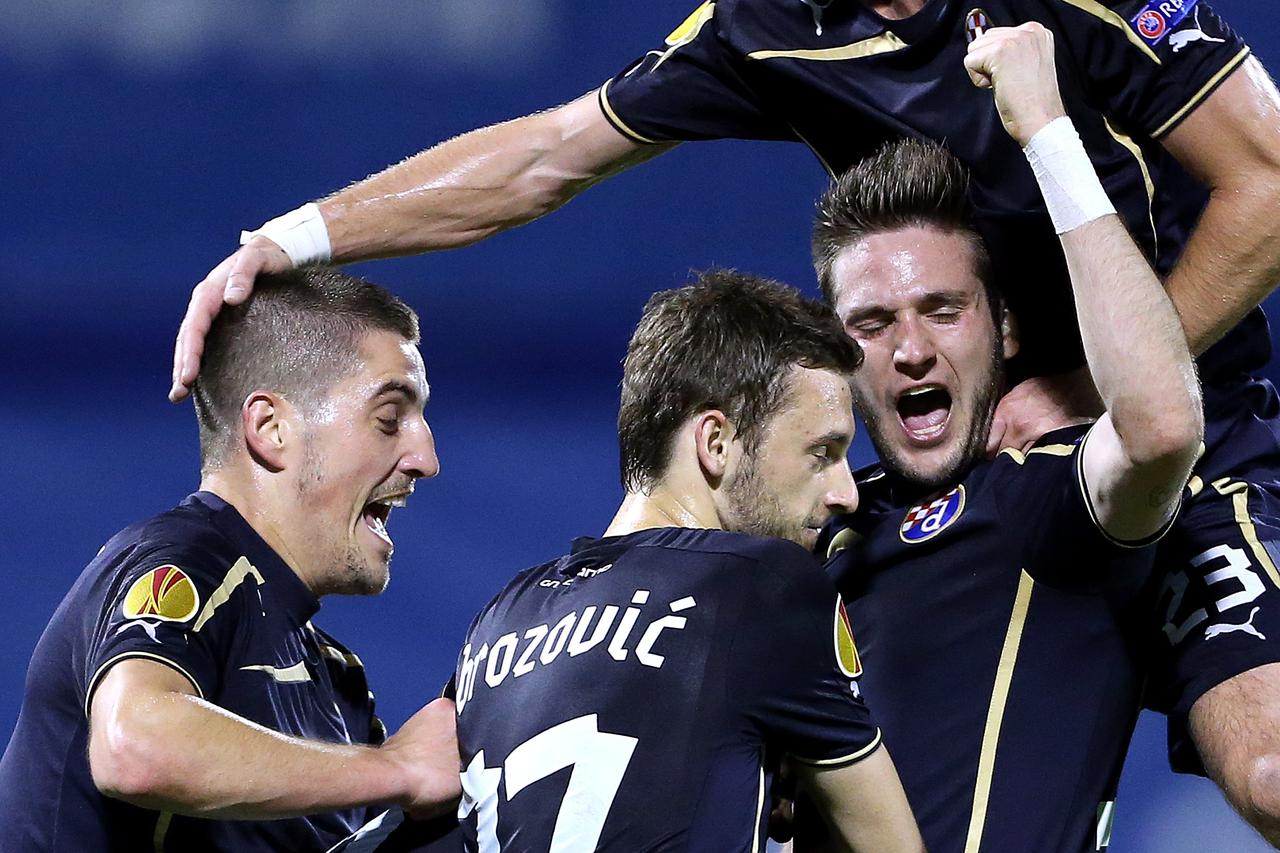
[900,485,966,544]
[122,565,200,622]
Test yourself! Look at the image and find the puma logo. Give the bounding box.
[114,618,162,643]
[1170,8,1226,53]
[1204,606,1266,641]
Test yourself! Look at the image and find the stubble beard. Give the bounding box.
[855,342,1005,498]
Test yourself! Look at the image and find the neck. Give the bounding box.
[604,483,719,539]
[200,469,321,595]
[860,0,929,20]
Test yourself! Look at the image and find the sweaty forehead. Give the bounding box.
[833,227,981,312]
[354,331,429,402]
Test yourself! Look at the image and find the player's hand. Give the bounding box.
[964,22,1067,147]
[380,697,462,819]
[986,366,1103,456]
[169,236,292,402]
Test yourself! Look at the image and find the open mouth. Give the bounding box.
[896,385,952,446]
[361,493,408,548]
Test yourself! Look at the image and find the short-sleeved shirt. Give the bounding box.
[451,526,876,852]
[816,426,1162,851]
[0,491,383,852]
[600,0,1266,385]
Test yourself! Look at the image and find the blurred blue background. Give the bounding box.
[2,1,1279,849]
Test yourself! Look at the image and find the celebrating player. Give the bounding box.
[338,271,925,852]
[172,0,1280,838]
[804,26,1203,850]
[0,270,460,851]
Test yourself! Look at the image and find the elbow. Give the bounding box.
[1242,754,1280,845]
[89,710,182,807]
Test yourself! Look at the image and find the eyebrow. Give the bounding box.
[370,379,425,406]
[811,429,853,448]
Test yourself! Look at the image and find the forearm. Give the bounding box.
[1164,182,1280,356]
[1061,217,1201,461]
[92,690,408,819]
[318,92,660,262]
[1160,56,1280,356]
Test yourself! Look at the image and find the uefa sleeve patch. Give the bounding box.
[122,565,200,622]
[834,598,863,678]
[1130,0,1197,46]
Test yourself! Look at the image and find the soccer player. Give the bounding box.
[0,270,460,851]
[805,27,1204,849]
[342,271,926,852]
[171,0,1280,838]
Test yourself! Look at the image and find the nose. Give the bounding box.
[825,460,859,516]
[401,418,441,480]
[892,313,936,378]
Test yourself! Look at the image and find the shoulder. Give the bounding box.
[992,424,1090,471]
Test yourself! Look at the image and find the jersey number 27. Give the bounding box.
[460,714,638,852]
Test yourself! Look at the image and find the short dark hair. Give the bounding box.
[618,269,863,492]
[193,268,420,470]
[811,139,999,322]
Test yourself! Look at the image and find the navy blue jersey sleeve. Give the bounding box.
[599,0,796,144]
[993,428,1163,592]
[1050,0,1249,139]
[83,546,260,715]
[729,543,880,765]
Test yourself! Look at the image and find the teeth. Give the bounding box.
[902,385,942,397]
[365,512,392,545]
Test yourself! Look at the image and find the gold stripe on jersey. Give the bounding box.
[964,569,1034,853]
[998,443,1077,465]
[153,811,173,852]
[1187,475,1204,498]
[597,81,661,145]
[1104,117,1159,260]
[791,728,884,766]
[1233,488,1280,589]
[746,31,908,62]
[1152,47,1251,139]
[240,661,313,683]
[193,556,265,633]
[1053,0,1160,64]
[84,651,205,718]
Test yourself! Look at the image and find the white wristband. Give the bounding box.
[239,202,332,267]
[1022,117,1115,235]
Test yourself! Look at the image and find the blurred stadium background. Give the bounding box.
[2,1,1278,848]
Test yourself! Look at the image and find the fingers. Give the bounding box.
[170,240,289,402]
[986,414,1008,457]
[170,256,234,402]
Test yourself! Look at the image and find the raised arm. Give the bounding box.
[796,748,926,853]
[967,24,1202,542]
[1160,56,1280,357]
[172,93,662,401]
[88,659,460,819]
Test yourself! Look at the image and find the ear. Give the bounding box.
[241,392,293,472]
[693,410,735,484]
[999,306,1020,361]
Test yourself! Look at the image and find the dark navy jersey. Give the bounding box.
[817,426,1159,852]
[0,492,383,853]
[453,527,876,852]
[601,0,1268,383]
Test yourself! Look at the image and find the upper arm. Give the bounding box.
[1160,56,1280,190]
[796,747,924,853]
[1080,415,1187,544]
[87,658,199,789]
[543,92,669,180]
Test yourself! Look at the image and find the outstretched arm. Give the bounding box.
[89,659,460,819]
[967,23,1202,541]
[171,92,663,401]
